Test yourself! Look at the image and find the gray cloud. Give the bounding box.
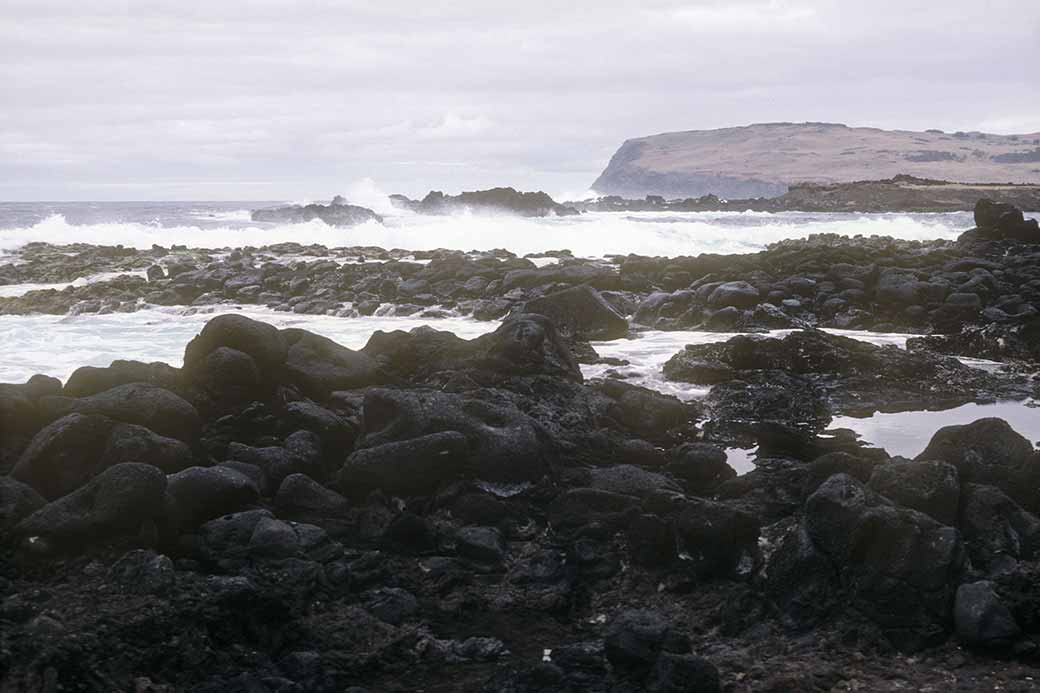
[2,0,1038,200]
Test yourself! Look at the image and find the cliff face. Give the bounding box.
[591,122,1040,199]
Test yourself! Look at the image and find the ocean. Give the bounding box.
[0,200,985,259]
[1,200,1037,463]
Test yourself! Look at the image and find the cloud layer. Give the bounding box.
[3,0,1038,200]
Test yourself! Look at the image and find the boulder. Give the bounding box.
[915,418,1034,484]
[12,414,192,500]
[104,422,193,474]
[596,380,697,442]
[958,483,1040,574]
[954,580,1021,647]
[352,388,547,484]
[283,329,386,399]
[183,314,288,372]
[707,281,760,309]
[282,401,356,450]
[548,488,640,533]
[187,347,264,409]
[38,383,200,443]
[455,525,507,565]
[274,473,350,523]
[15,463,167,548]
[804,474,965,646]
[477,313,583,382]
[165,466,260,531]
[11,413,116,499]
[868,460,960,526]
[227,430,323,491]
[338,431,468,496]
[972,199,1040,242]
[665,443,735,493]
[523,285,628,340]
[670,497,760,578]
[63,360,182,398]
[0,476,46,537]
[362,587,419,625]
[587,465,680,498]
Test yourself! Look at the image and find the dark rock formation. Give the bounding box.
[390,186,579,217]
[2,286,1040,690]
[251,198,382,226]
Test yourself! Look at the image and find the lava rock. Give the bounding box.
[523,285,628,340]
[63,360,182,398]
[958,483,1040,575]
[707,281,760,309]
[0,476,46,537]
[804,473,965,647]
[165,466,261,531]
[274,473,350,524]
[665,443,735,493]
[868,460,960,526]
[604,609,688,675]
[38,383,200,443]
[11,414,192,500]
[183,313,288,372]
[955,580,1021,647]
[455,525,507,565]
[338,431,469,496]
[283,329,386,399]
[15,463,167,548]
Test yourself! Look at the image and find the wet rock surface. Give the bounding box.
[1,310,1039,691]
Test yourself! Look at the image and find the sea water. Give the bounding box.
[1,200,1037,464]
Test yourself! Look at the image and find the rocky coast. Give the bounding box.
[0,200,1039,691]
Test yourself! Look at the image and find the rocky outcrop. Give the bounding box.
[390,186,579,217]
[251,197,382,226]
[662,329,1035,445]
[572,175,1040,213]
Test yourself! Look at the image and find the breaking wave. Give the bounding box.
[0,209,974,258]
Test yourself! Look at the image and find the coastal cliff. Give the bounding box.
[592,122,1040,198]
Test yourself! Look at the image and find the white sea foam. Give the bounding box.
[0,307,496,384]
[0,210,971,258]
[189,209,252,222]
[0,270,150,298]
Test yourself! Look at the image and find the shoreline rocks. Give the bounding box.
[390,186,579,217]
[1,311,1039,690]
[250,197,383,226]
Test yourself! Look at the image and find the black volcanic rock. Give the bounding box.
[968,198,1040,242]
[15,462,167,549]
[251,199,382,226]
[801,473,966,648]
[391,186,578,217]
[664,329,1033,424]
[523,284,628,340]
[6,312,1040,690]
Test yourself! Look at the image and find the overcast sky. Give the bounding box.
[3,0,1039,201]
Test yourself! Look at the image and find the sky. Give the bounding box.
[2,0,1039,201]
